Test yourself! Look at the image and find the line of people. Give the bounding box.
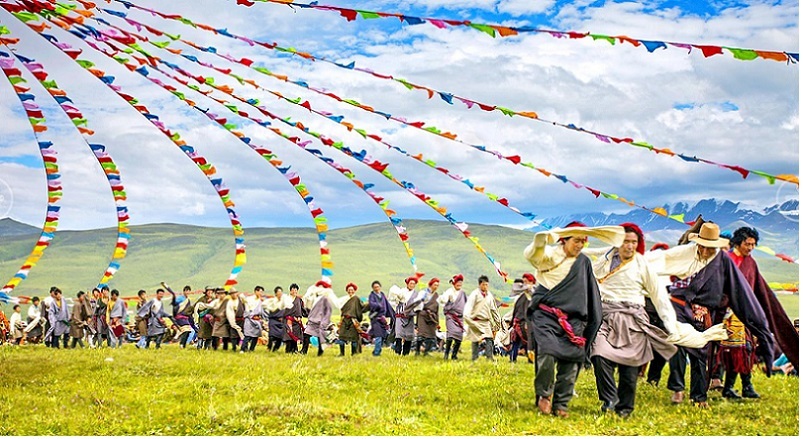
[2,220,797,421]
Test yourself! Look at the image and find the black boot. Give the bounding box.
[338,343,345,357]
[471,342,479,361]
[351,342,358,356]
[485,338,495,360]
[451,340,461,360]
[722,372,741,399]
[741,373,760,398]
[444,339,452,360]
[394,338,402,355]
[402,340,412,356]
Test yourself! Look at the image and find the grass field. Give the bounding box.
[0,344,798,435]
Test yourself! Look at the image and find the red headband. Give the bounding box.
[620,222,646,255]
[345,282,358,292]
[650,242,670,251]
[450,274,464,284]
[522,273,535,282]
[428,277,440,287]
[404,276,418,285]
[315,280,331,289]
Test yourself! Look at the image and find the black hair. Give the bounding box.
[289,283,300,291]
[513,278,523,284]
[156,288,165,294]
[371,280,381,288]
[32,296,40,302]
[274,286,283,294]
[77,291,86,299]
[478,275,489,284]
[183,285,192,292]
[137,290,146,298]
[13,304,20,311]
[101,286,110,292]
[730,227,759,248]
[254,286,264,292]
[91,288,100,294]
[111,289,120,298]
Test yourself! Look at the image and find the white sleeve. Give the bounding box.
[642,258,677,334]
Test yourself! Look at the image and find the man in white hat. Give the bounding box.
[647,221,774,407]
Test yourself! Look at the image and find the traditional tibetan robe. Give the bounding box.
[243,297,264,338]
[656,245,774,368]
[338,295,366,343]
[730,251,798,371]
[225,297,244,339]
[440,288,467,340]
[109,298,127,336]
[82,297,96,336]
[526,255,602,363]
[69,300,89,339]
[48,297,70,337]
[416,291,440,339]
[283,296,307,342]
[463,289,501,342]
[304,287,334,343]
[210,298,231,338]
[138,298,170,337]
[9,311,24,339]
[172,294,194,330]
[368,291,394,339]
[587,248,680,367]
[398,289,426,340]
[94,298,108,336]
[25,303,43,338]
[389,286,416,340]
[195,296,215,339]
[266,296,287,340]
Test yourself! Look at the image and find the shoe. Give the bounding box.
[741,386,760,399]
[600,401,616,413]
[615,410,631,419]
[671,391,684,404]
[722,388,742,399]
[537,396,552,415]
[692,400,710,409]
[710,378,724,391]
[552,409,569,418]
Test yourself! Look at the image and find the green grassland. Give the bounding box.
[1,219,798,298]
[0,345,798,435]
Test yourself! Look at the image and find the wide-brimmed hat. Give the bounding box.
[688,223,730,248]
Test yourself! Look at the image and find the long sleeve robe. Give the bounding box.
[416,290,440,339]
[48,297,70,337]
[69,300,89,339]
[283,296,307,342]
[243,297,264,338]
[389,285,416,340]
[338,295,367,343]
[463,289,501,343]
[25,303,42,336]
[368,291,394,339]
[440,288,467,340]
[304,286,335,343]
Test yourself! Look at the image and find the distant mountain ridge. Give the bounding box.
[537,198,798,234]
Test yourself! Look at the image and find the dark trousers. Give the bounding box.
[145,335,163,349]
[511,339,526,363]
[471,338,494,361]
[285,340,298,353]
[646,351,667,385]
[241,336,258,352]
[443,338,462,359]
[535,353,580,412]
[50,334,68,349]
[268,336,283,352]
[668,346,709,402]
[70,337,85,349]
[338,341,359,356]
[415,337,436,356]
[592,356,639,415]
[395,339,412,356]
[178,331,191,348]
[301,333,324,356]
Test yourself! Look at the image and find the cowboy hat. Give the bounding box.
[688,222,730,248]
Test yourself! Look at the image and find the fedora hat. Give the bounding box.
[688,222,730,248]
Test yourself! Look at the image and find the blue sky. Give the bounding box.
[0,0,798,232]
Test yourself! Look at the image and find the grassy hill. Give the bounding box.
[0,219,798,307]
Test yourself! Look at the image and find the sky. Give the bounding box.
[0,0,798,232]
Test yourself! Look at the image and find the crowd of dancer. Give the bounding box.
[0,220,798,419]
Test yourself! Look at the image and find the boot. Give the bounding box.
[338,343,346,357]
[741,373,760,398]
[722,372,741,399]
[423,339,433,356]
[471,342,480,361]
[451,340,461,360]
[402,340,412,356]
[414,338,421,356]
[351,342,358,356]
[394,338,402,355]
[444,339,452,360]
[484,338,495,360]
